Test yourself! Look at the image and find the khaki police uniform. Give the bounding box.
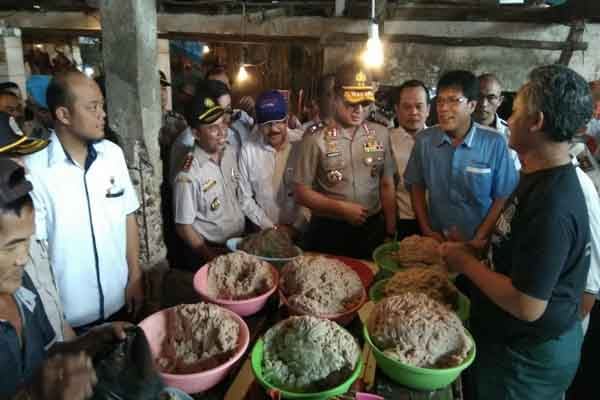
[173,144,245,268]
[294,120,395,258]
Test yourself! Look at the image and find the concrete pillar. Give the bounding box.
[100,0,166,268]
[0,27,27,98]
[157,38,172,111]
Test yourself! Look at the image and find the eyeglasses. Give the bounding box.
[343,100,372,109]
[260,118,287,130]
[435,96,468,107]
[479,94,502,104]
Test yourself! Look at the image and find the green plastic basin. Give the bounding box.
[368,279,471,322]
[251,339,364,399]
[363,325,476,391]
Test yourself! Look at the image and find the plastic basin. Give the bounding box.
[193,263,279,317]
[251,338,364,399]
[138,305,250,394]
[226,237,302,268]
[363,325,476,391]
[368,279,471,322]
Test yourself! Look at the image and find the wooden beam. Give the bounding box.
[322,32,589,51]
[557,20,586,65]
[158,31,320,46]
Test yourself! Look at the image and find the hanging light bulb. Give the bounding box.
[237,64,249,82]
[203,45,210,55]
[362,0,384,69]
[362,21,384,69]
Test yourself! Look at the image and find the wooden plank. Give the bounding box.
[321,32,589,51]
[557,20,586,65]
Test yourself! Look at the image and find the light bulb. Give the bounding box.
[203,45,210,54]
[237,65,249,82]
[362,21,384,69]
[83,66,94,77]
[362,37,384,69]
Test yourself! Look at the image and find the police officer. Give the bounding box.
[294,64,396,259]
[173,94,245,270]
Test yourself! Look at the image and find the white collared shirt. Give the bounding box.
[25,132,139,327]
[389,126,418,220]
[238,134,308,230]
[574,167,600,297]
[493,114,521,170]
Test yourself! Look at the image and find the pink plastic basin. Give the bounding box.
[138,305,250,394]
[193,263,279,317]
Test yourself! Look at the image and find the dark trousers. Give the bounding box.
[396,218,420,241]
[73,306,129,336]
[305,213,385,260]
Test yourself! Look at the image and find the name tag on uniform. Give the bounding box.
[326,152,341,158]
[465,166,492,174]
[202,179,217,192]
[364,141,383,153]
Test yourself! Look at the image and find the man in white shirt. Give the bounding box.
[239,90,309,240]
[25,71,143,330]
[474,73,521,170]
[574,167,600,334]
[389,80,430,240]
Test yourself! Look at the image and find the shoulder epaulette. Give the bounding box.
[307,121,325,135]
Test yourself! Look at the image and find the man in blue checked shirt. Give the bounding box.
[404,70,518,242]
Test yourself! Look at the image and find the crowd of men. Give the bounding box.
[0,60,599,400]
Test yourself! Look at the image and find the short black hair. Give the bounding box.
[205,64,228,80]
[524,65,593,142]
[203,79,230,99]
[0,82,19,92]
[46,71,84,120]
[437,70,479,101]
[392,80,430,106]
[0,193,32,218]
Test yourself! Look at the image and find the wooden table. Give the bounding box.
[161,259,464,400]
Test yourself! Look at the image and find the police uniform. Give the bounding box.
[295,93,395,259]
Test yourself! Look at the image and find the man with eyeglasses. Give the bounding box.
[239,91,309,240]
[404,70,518,243]
[24,71,144,332]
[474,73,520,169]
[173,93,245,269]
[294,64,396,259]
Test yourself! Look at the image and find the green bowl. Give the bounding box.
[251,339,364,399]
[372,241,402,272]
[368,279,471,322]
[363,325,476,391]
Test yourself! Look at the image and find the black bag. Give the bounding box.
[91,326,165,400]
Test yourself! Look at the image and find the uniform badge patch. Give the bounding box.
[210,198,221,211]
[202,179,217,192]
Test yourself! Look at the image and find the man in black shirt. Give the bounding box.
[442,65,593,400]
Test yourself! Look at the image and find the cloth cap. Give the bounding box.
[0,158,32,208]
[26,75,52,109]
[0,112,49,156]
[334,64,375,104]
[189,94,224,125]
[255,90,287,124]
